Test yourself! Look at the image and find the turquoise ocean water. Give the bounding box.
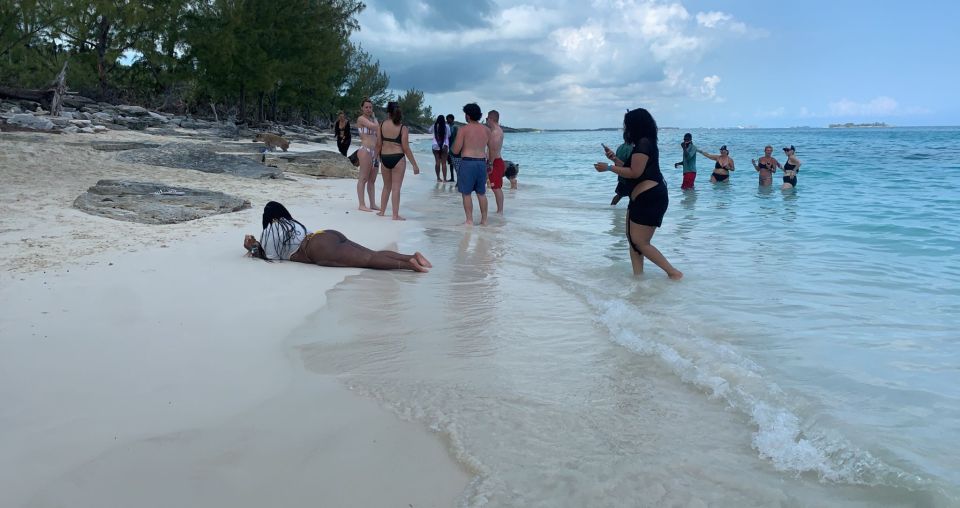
[297,127,959,506]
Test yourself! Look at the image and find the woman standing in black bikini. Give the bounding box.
[376,101,421,220]
[781,145,801,190]
[751,145,781,186]
[594,108,683,280]
[698,145,735,183]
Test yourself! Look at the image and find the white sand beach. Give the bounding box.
[0,130,469,507]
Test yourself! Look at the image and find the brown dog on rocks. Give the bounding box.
[254,132,290,152]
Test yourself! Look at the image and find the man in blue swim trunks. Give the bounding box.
[452,103,491,226]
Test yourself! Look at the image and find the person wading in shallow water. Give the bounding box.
[594,108,683,280]
[452,103,492,226]
[446,114,459,183]
[485,109,506,214]
[751,145,781,186]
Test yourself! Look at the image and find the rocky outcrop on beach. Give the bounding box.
[73,179,251,224]
[116,142,283,179]
[268,150,358,178]
[0,97,339,145]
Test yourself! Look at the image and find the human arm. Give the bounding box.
[751,158,759,171]
[375,123,383,155]
[401,127,421,174]
[595,152,649,179]
[727,158,735,171]
[698,149,719,161]
[452,127,464,154]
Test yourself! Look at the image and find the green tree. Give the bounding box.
[337,45,390,115]
[395,87,433,126]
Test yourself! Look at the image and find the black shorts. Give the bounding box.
[628,185,668,227]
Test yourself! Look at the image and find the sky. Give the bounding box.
[351,0,960,129]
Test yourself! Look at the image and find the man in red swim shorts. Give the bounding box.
[486,110,506,214]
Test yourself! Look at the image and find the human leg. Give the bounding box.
[626,213,644,274]
[440,147,449,181]
[478,194,489,225]
[390,159,407,220]
[297,230,428,272]
[433,150,442,181]
[377,164,393,216]
[367,159,379,210]
[357,148,374,211]
[628,221,682,279]
[462,193,474,225]
[490,158,505,213]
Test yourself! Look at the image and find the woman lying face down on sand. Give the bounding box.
[243,201,432,272]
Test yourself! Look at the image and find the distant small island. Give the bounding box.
[828,122,890,128]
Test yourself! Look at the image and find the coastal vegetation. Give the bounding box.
[828,122,890,128]
[0,0,434,125]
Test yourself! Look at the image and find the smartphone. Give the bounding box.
[601,143,610,151]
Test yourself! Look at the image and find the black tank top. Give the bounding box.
[622,137,664,195]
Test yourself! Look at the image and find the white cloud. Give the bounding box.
[828,96,899,116]
[696,11,730,28]
[353,0,761,127]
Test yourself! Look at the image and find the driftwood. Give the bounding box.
[50,62,69,117]
[0,86,53,104]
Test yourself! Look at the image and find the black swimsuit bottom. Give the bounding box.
[783,175,797,186]
[380,153,404,169]
[713,172,729,182]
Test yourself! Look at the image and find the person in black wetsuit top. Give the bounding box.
[781,145,802,189]
[594,108,683,280]
[698,145,735,183]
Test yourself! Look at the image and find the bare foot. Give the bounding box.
[359,206,373,212]
[410,258,429,273]
[463,220,473,227]
[496,210,503,215]
[370,205,380,211]
[392,215,406,221]
[376,211,386,216]
[414,252,433,268]
[668,270,684,280]
[479,220,488,226]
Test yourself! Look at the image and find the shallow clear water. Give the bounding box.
[293,128,959,506]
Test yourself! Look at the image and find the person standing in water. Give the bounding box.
[781,145,802,189]
[452,103,491,226]
[446,114,459,183]
[376,101,421,220]
[486,110,506,214]
[673,133,697,190]
[751,145,781,186]
[355,98,380,211]
[334,111,351,156]
[699,145,735,183]
[594,108,683,280]
[603,130,634,205]
[429,115,450,182]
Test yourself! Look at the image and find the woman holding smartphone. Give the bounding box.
[595,108,683,280]
[751,145,781,186]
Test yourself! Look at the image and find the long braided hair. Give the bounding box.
[433,115,446,147]
[252,201,307,261]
